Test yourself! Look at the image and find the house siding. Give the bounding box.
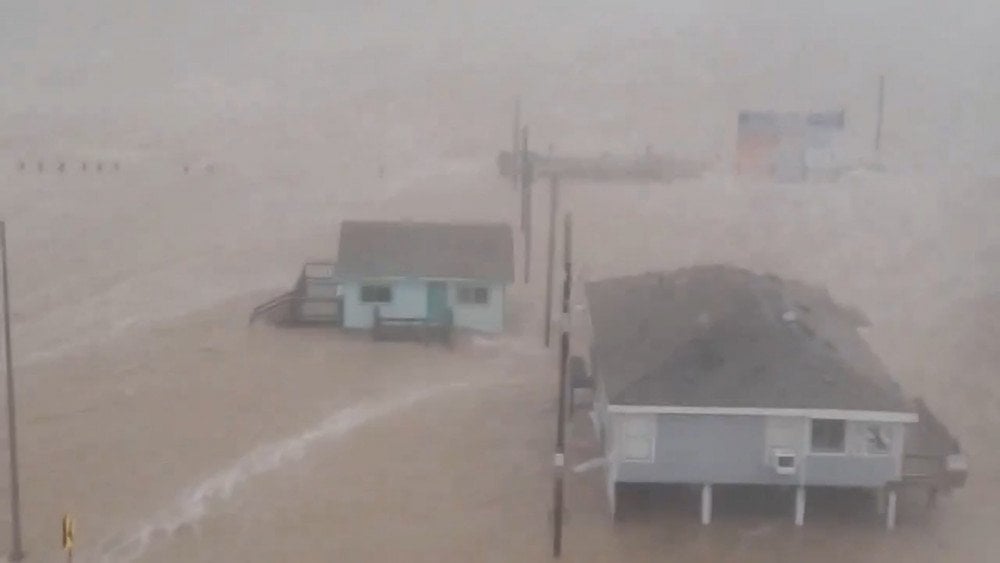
[448,281,505,333]
[341,278,505,333]
[341,279,428,328]
[606,411,905,487]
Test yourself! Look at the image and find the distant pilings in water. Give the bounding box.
[13,159,122,174]
[12,157,221,176]
[182,163,216,175]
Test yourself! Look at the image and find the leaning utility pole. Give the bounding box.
[552,213,572,557]
[1,222,24,562]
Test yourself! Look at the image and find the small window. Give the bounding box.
[865,424,892,455]
[360,284,392,304]
[811,419,846,453]
[457,286,490,305]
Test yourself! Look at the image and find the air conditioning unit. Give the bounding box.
[769,448,797,475]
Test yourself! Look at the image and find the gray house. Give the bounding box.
[336,220,514,333]
[585,265,919,528]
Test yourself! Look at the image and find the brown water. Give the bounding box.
[1,1,999,561]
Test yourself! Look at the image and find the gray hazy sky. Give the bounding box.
[2,1,997,170]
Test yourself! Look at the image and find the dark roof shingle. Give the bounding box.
[337,221,514,282]
[586,265,912,413]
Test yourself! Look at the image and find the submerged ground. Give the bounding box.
[1,1,999,561]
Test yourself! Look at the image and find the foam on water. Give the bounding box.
[94,382,468,563]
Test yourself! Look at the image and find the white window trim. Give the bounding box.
[607,404,917,424]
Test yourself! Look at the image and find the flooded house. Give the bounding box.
[583,265,966,528]
[335,220,514,334]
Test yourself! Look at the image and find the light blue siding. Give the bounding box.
[340,278,506,333]
[600,405,906,487]
[341,279,427,329]
[804,454,900,487]
[448,282,505,333]
[615,414,795,485]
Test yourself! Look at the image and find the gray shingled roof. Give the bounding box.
[586,265,912,413]
[336,221,514,282]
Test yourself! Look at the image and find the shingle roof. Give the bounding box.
[586,265,912,413]
[336,221,514,282]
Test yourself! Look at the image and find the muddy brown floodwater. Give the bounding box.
[0,174,995,563]
[1,1,999,562]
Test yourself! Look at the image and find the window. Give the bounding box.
[865,424,892,455]
[457,285,489,305]
[360,284,392,304]
[621,415,656,462]
[810,419,846,453]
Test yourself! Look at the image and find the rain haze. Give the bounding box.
[0,1,998,561]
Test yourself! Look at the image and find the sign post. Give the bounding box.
[62,514,75,562]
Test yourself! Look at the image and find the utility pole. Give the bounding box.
[875,74,885,155]
[543,175,559,347]
[520,127,530,234]
[552,213,572,557]
[1,222,24,562]
[520,127,533,283]
[512,97,521,190]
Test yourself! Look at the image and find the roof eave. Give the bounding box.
[606,404,918,423]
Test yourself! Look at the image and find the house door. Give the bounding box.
[426,282,449,324]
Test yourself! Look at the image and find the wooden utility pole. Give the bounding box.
[552,213,572,557]
[520,127,530,234]
[520,127,533,283]
[543,175,560,347]
[1,222,24,562]
[512,97,521,190]
[875,74,885,154]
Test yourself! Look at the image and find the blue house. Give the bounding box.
[335,220,514,334]
[583,266,966,529]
